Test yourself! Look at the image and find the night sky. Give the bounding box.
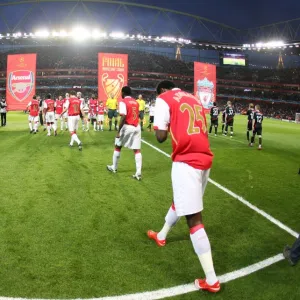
[1,0,300,31]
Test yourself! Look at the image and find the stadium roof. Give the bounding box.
[0,0,300,43]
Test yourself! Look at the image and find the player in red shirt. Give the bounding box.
[62,93,69,130]
[97,100,105,131]
[26,95,39,134]
[147,81,220,293]
[43,93,57,136]
[55,95,64,131]
[87,95,98,131]
[61,90,85,151]
[107,86,142,180]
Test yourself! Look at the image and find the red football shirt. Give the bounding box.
[44,99,55,112]
[89,99,98,114]
[55,100,64,114]
[154,88,213,170]
[65,97,82,116]
[119,96,139,127]
[28,99,39,117]
[98,106,104,115]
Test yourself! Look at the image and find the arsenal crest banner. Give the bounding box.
[98,53,128,102]
[6,54,37,111]
[194,62,216,113]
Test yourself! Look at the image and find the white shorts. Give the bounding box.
[98,114,104,122]
[68,115,80,132]
[63,112,68,119]
[88,113,97,120]
[55,114,63,121]
[119,124,141,149]
[28,115,39,123]
[171,162,210,216]
[46,112,55,123]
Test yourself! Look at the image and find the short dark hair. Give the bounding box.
[122,86,132,96]
[47,93,51,99]
[70,90,76,96]
[33,95,36,99]
[213,102,217,106]
[156,80,176,95]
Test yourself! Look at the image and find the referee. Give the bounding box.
[106,93,118,131]
[137,94,145,131]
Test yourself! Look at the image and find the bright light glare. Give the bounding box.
[110,32,125,38]
[71,27,90,40]
[35,30,50,38]
[256,41,285,48]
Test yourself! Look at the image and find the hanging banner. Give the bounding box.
[98,53,128,102]
[6,54,37,111]
[194,62,216,113]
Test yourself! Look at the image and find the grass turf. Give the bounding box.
[0,112,299,299]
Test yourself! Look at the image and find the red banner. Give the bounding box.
[194,62,216,113]
[6,54,36,111]
[98,53,128,102]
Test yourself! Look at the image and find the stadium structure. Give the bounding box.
[0,0,300,119]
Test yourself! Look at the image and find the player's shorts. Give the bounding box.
[139,111,145,120]
[253,126,262,136]
[247,121,253,131]
[97,114,104,122]
[226,119,234,127]
[171,162,210,217]
[88,113,97,120]
[68,115,80,132]
[28,115,39,123]
[119,124,141,149]
[45,112,55,123]
[62,112,68,119]
[108,109,118,119]
[55,113,63,121]
[211,119,218,126]
[149,116,154,124]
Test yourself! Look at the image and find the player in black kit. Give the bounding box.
[224,101,235,138]
[221,108,226,133]
[209,102,219,136]
[246,103,255,142]
[250,105,263,150]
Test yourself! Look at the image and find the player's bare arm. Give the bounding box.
[116,115,126,137]
[155,130,168,143]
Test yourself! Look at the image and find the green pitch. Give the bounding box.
[0,112,299,299]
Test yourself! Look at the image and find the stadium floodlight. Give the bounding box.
[110,32,126,39]
[71,27,90,40]
[35,30,50,38]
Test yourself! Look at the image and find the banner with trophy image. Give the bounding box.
[98,53,128,103]
[194,62,216,113]
[6,54,36,111]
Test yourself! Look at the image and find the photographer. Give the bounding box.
[0,98,7,126]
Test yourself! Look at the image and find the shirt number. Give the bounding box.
[132,107,137,120]
[180,103,206,135]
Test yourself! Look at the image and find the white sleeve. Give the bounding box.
[153,98,170,130]
[119,101,127,115]
[80,101,83,110]
[27,101,31,107]
[43,101,47,109]
[64,100,70,109]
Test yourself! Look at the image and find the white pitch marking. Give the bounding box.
[141,139,299,238]
[0,254,284,300]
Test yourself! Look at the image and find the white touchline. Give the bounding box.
[0,254,284,300]
[141,139,299,238]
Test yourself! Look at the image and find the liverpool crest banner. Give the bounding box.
[98,53,128,103]
[6,54,36,111]
[194,62,216,113]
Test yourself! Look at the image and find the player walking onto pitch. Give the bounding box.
[246,103,255,142]
[147,81,220,293]
[106,86,142,180]
[106,93,118,131]
[249,105,263,150]
[147,100,155,131]
[26,95,39,134]
[55,96,65,131]
[209,102,219,136]
[62,93,69,131]
[221,107,226,134]
[224,101,235,138]
[61,90,84,151]
[87,94,98,131]
[43,94,57,136]
[97,101,105,131]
